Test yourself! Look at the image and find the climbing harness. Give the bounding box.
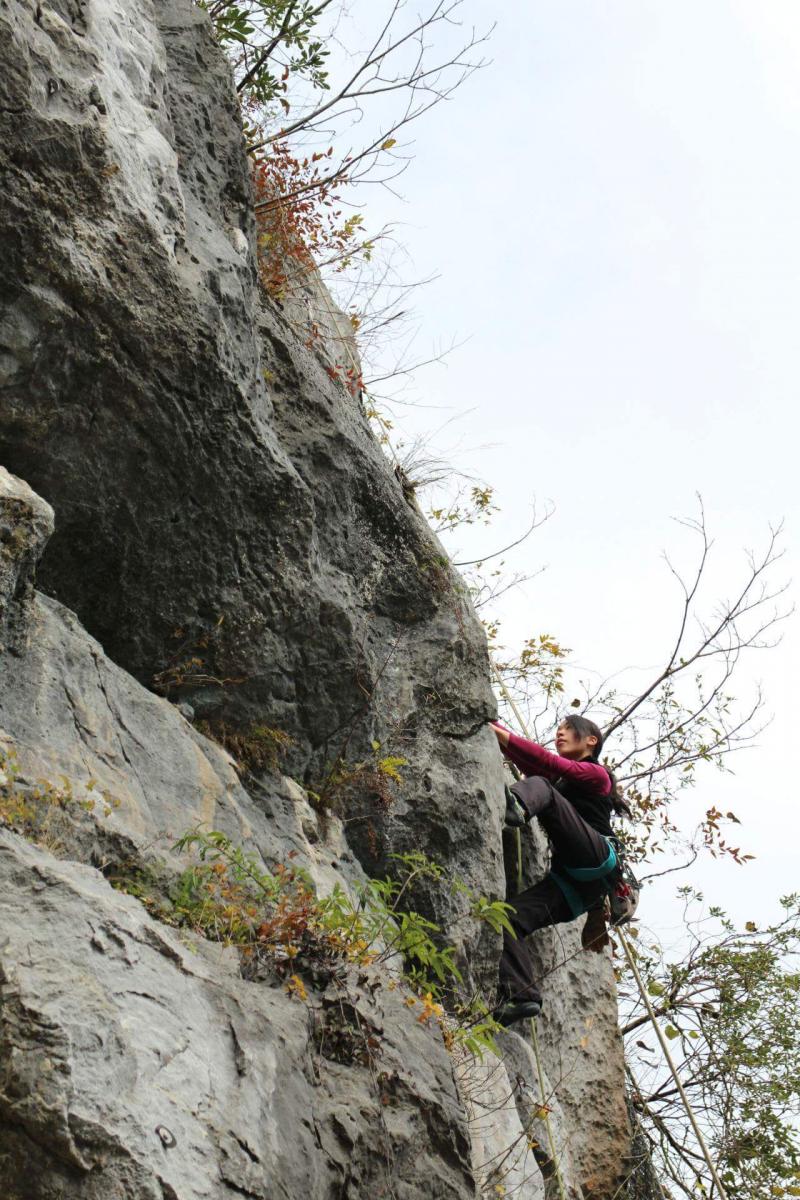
[607,852,640,926]
[549,834,640,926]
[490,662,729,1200]
[548,837,617,917]
[561,838,617,882]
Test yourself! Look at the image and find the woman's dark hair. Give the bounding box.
[561,714,632,818]
[562,714,604,758]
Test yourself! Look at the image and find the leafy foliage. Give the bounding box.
[200,0,491,455]
[195,720,293,772]
[253,141,370,300]
[200,1,331,104]
[202,0,376,311]
[493,632,571,714]
[168,831,506,1059]
[428,485,498,535]
[153,616,246,695]
[621,894,800,1198]
[0,744,119,854]
[311,741,408,813]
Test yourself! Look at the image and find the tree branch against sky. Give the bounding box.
[204,0,492,428]
[483,498,790,867]
[618,893,800,1198]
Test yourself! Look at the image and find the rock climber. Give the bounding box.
[490,714,629,1027]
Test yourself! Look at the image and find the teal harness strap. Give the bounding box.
[549,840,618,920]
[563,839,617,882]
[549,870,586,919]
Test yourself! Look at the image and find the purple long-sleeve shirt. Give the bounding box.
[493,724,614,836]
[501,730,612,797]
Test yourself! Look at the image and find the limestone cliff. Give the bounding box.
[0,1,629,1196]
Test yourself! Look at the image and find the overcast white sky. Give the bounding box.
[344,1,799,937]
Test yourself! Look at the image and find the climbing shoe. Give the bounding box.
[504,785,527,828]
[496,998,542,1027]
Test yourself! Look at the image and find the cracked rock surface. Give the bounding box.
[0,0,504,984]
[0,832,475,1200]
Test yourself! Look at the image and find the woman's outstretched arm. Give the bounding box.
[490,723,611,793]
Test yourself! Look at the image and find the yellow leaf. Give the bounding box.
[381,138,397,150]
[285,973,307,1002]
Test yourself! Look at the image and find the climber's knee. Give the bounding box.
[508,876,571,936]
[510,775,555,818]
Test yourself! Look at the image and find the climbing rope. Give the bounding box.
[530,1016,568,1200]
[490,662,729,1200]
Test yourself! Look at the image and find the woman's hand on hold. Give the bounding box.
[490,722,510,749]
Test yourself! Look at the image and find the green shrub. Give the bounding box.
[171,830,508,1059]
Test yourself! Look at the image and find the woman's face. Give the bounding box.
[555,720,598,760]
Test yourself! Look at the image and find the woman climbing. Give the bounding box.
[490,714,627,1027]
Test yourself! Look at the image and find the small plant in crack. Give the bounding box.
[168,830,507,1059]
[310,741,407,813]
[0,744,120,854]
[195,720,294,773]
[153,616,247,696]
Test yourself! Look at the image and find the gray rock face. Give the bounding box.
[498,1028,584,1200]
[0,832,475,1200]
[0,586,366,901]
[0,514,624,1199]
[0,466,53,653]
[527,921,630,1199]
[458,1047,545,1200]
[0,0,633,1194]
[504,821,630,1198]
[0,0,504,984]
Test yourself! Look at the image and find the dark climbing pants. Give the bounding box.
[499,778,610,1005]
